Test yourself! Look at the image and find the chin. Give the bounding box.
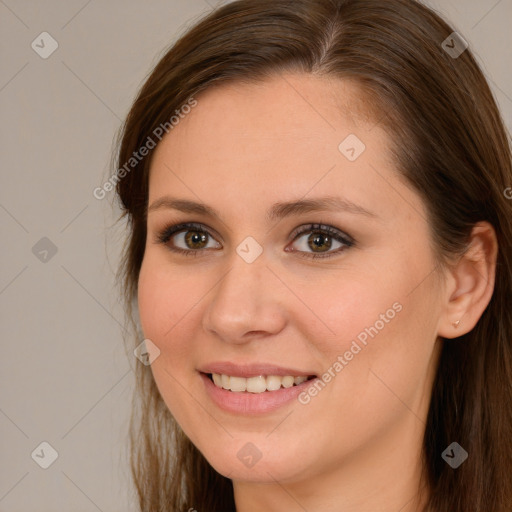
[199,441,313,484]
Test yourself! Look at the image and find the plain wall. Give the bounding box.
[1,0,510,510]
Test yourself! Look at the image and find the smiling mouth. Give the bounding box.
[205,372,317,393]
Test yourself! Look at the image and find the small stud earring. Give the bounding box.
[452,319,460,328]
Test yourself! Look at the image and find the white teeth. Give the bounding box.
[281,376,294,388]
[212,373,222,387]
[266,375,282,391]
[229,376,247,392]
[246,376,267,393]
[221,374,230,390]
[211,373,311,393]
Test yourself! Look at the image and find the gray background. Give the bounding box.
[1,0,510,510]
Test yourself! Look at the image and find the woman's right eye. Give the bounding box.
[157,222,221,257]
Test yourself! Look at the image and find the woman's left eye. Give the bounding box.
[288,223,355,259]
[156,222,354,259]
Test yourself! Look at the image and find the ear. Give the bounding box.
[437,222,498,339]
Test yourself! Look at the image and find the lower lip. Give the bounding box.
[200,372,318,415]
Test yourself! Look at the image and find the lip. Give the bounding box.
[197,361,316,378]
[199,371,319,415]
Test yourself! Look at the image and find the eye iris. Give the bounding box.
[185,231,208,249]
[308,232,331,252]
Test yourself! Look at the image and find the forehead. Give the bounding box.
[160,73,379,147]
[147,73,419,223]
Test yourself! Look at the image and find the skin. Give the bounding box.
[137,73,497,512]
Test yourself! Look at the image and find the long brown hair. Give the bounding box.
[113,1,512,510]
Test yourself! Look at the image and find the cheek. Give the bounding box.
[304,265,407,358]
[137,256,203,425]
[138,254,191,342]
[311,252,440,398]
[137,254,200,380]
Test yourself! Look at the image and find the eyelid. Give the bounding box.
[289,222,354,244]
[156,222,221,244]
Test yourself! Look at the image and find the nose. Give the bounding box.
[201,253,287,344]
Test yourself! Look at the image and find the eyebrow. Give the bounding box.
[147,196,377,222]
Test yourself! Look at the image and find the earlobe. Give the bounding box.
[437,222,498,339]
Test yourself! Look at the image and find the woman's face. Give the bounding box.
[138,73,445,485]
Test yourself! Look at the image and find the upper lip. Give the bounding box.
[198,362,317,378]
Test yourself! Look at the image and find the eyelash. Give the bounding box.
[155,222,355,260]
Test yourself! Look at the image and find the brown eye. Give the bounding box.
[183,230,209,250]
[157,222,221,256]
[288,224,354,259]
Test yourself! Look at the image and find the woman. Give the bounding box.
[113,0,512,510]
